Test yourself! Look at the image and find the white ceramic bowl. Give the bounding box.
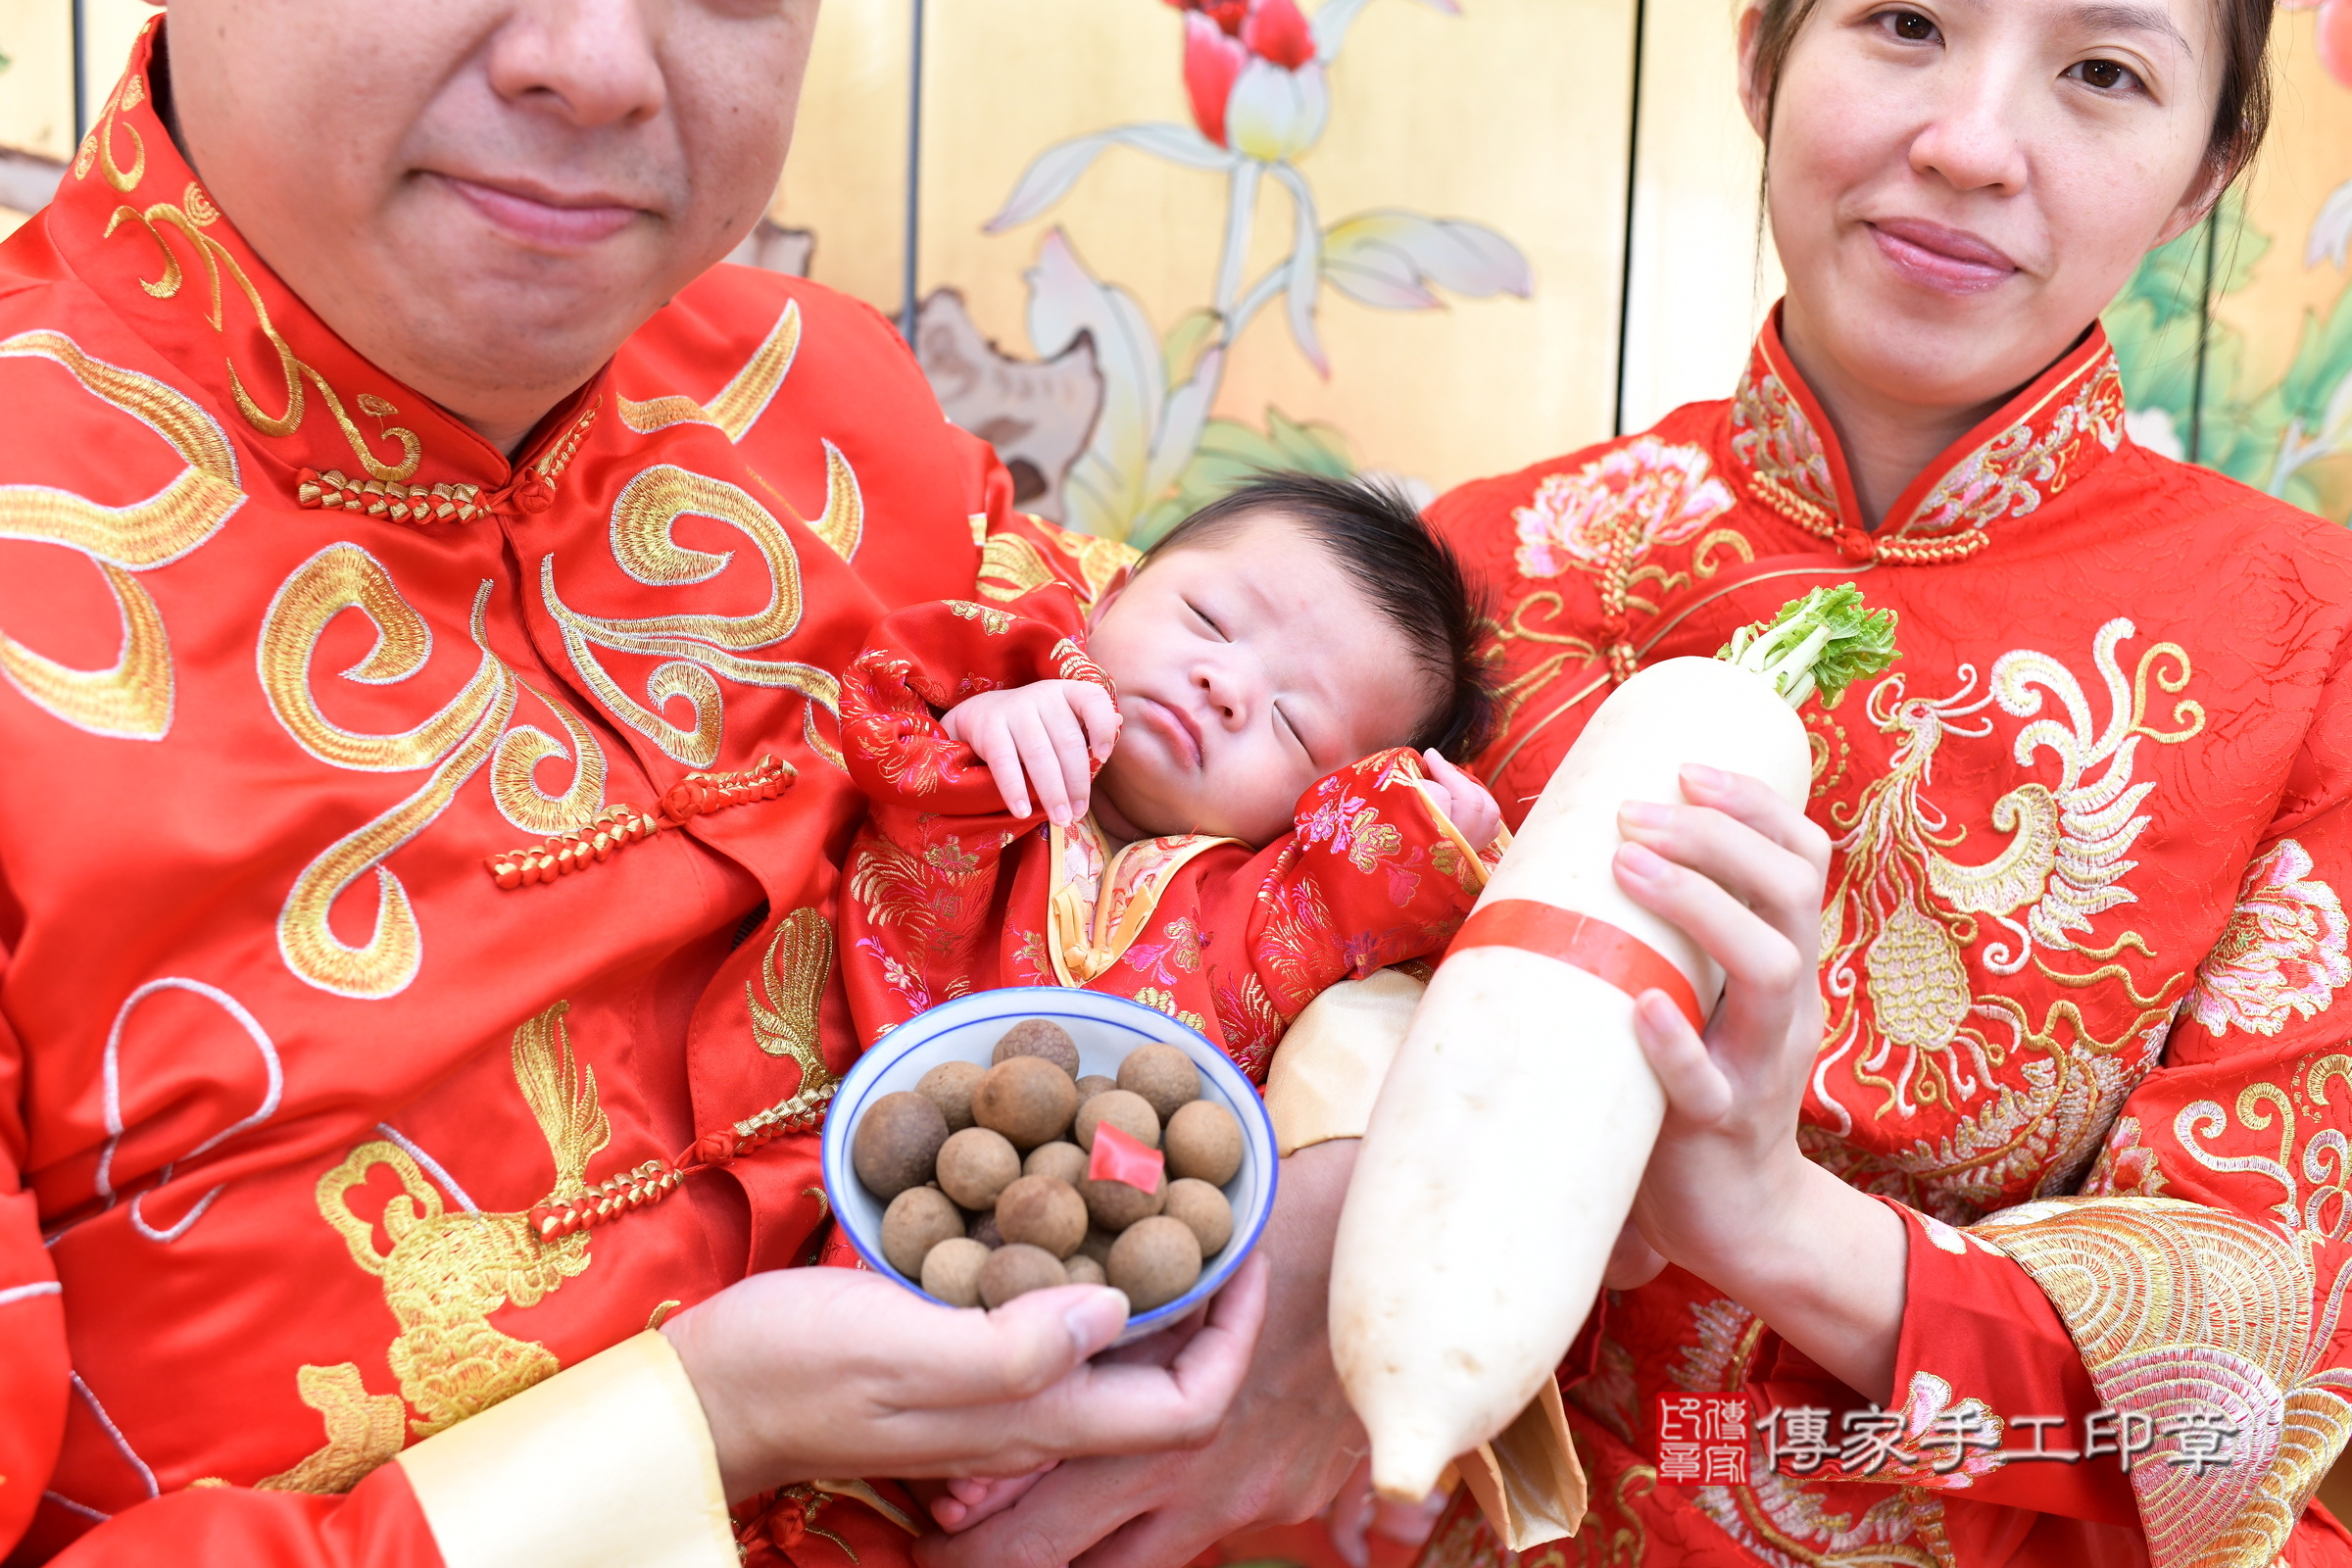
[821,987,1278,1346]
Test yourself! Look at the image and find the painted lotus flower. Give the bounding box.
[2186,839,2351,1037]
[1165,0,1329,161]
[1511,437,1738,580]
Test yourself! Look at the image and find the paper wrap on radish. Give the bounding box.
[1328,587,1899,1546]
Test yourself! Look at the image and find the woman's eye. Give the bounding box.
[2067,57,2141,91]
[1881,9,1938,42]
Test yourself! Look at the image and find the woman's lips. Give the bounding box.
[1866,218,2020,296]
[437,172,641,248]
[1130,697,1202,770]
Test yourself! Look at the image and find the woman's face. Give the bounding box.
[1749,0,2226,416]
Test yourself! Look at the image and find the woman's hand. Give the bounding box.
[662,1255,1267,1503]
[1607,762,1909,1402]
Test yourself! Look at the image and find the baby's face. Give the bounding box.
[1085,514,1439,846]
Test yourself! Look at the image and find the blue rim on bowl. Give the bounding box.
[821,987,1279,1347]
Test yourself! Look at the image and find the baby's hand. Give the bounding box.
[1423,749,1502,851]
[924,1463,1057,1533]
[941,681,1121,825]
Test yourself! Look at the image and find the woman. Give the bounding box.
[1414,0,2352,1559]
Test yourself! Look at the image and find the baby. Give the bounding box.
[835,471,1503,1065]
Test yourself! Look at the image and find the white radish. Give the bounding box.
[1328,588,1897,1519]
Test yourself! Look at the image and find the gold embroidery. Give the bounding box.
[262,553,516,997]
[749,907,831,1061]
[540,465,842,769]
[254,1363,407,1494]
[1976,1198,2352,1568]
[74,74,146,194]
[803,439,864,562]
[317,1002,611,1436]
[1132,986,1208,1034]
[0,330,243,738]
[490,682,609,836]
[106,188,422,482]
[619,301,801,440]
[1808,623,2200,1217]
[2174,1056,2352,1239]
[735,909,844,1143]
[976,518,1141,612]
[947,599,1015,635]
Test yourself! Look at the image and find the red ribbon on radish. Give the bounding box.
[1446,899,1704,1030]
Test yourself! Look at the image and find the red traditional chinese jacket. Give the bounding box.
[835,561,1499,1073]
[0,22,1041,1568]
[1404,314,2352,1568]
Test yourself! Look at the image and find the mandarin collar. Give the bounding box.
[45,16,604,526]
[1724,306,2128,565]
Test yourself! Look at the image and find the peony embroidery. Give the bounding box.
[1511,437,1735,580]
[2081,1115,2168,1199]
[2186,840,2351,1037]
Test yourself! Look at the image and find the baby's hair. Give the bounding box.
[1140,472,1495,760]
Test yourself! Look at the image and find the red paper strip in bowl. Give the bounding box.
[1089,1122,1166,1190]
[1446,898,1706,1031]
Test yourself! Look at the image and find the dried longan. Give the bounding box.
[916,1060,985,1133]
[936,1126,1021,1210]
[972,1055,1079,1150]
[1161,1178,1234,1257]
[993,1018,1081,1078]
[922,1237,992,1306]
[979,1243,1068,1307]
[1074,1089,1160,1152]
[995,1175,1088,1258]
[881,1185,966,1276]
[1163,1100,1243,1186]
[854,1091,950,1200]
[1107,1215,1201,1312]
[1075,1074,1116,1102]
[968,1210,1004,1250]
[1076,1227,1119,1268]
[1080,1167,1165,1233]
[1023,1141,1088,1186]
[1117,1044,1200,1124]
[1063,1253,1107,1288]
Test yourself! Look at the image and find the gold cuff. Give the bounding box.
[1263,969,1425,1155]
[396,1331,734,1568]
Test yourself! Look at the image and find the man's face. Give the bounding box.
[165,0,818,451]
[1086,515,1440,849]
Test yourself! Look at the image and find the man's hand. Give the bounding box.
[916,1141,1366,1568]
[1423,750,1502,851]
[942,681,1121,825]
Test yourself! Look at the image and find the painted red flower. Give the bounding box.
[1163,0,1324,154]
[2284,0,2352,87]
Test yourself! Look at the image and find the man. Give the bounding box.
[0,2,1370,1563]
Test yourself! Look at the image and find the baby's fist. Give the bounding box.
[1423,749,1502,852]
